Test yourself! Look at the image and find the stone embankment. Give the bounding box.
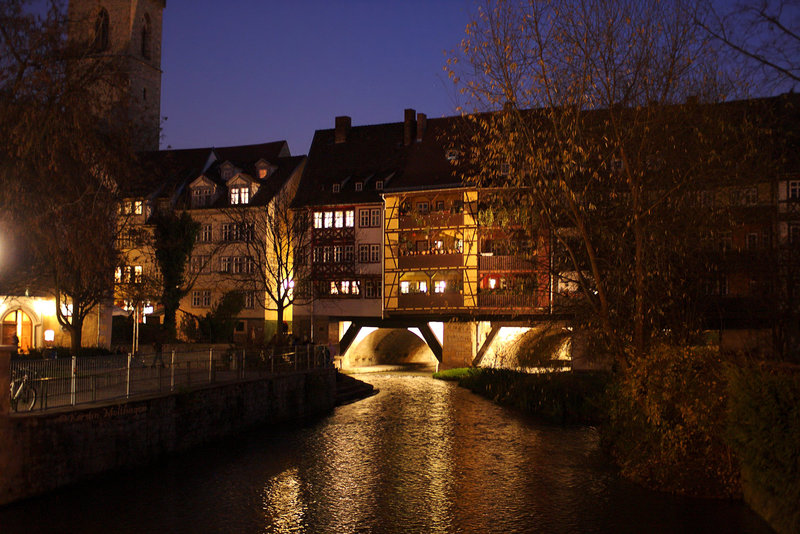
[0,350,335,506]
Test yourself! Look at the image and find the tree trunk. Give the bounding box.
[633,189,646,361]
[276,305,285,345]
[163,305,177,341]
[69,319,82,357]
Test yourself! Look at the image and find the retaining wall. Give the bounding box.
[0,358,335,506]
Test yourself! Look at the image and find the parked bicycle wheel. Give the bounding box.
[11,380,36,412]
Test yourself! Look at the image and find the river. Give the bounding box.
[0,371,771,533]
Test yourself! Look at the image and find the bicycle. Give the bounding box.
[10,369,37,412]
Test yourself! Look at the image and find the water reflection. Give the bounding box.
[263,467,305,533]
[0,372,772,534]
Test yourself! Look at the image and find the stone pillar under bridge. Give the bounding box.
[441,322,476,370]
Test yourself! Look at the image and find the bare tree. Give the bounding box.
[697,0,800,89]
[222,186,312,343]
[450,0,753,361]
[0,0,139,354]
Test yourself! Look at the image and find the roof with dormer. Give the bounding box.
[293,113,473,209]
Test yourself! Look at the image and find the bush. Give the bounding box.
[726,363,800,534]
[458,368,609,424]
[603,345,739,497]
[23,346,112,359]
[432,367,478,381]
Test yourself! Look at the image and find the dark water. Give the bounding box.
[0,372,771,533]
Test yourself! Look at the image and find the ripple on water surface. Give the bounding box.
[0,371,773,534]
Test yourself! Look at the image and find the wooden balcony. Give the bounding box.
[397,292,464,309]
[477,292,541,309]
[399,212,464,229]
[398,253,463,270]
[478,255,536,272]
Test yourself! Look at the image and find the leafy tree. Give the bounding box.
[152,211,200,341]
[450,0,754,361]
[181,291,244,343]
[0,0,139,354]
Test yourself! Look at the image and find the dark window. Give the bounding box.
[141,14,151,59]
[93,8,110,52]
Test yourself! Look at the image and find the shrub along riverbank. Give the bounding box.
[437,350,800,533]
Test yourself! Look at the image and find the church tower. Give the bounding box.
[67,0,166,152]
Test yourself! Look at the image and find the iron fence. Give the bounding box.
[8,345,331,413]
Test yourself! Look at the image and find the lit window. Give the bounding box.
[400,281,410,294]
[330,281,338,295]
[314,212,323,228]
[419,281,428,294]
[335,211,344,228]
[352,281,360,295]
[435,280,447,293]
[240,187,249,204]
[341,281,350,294]
[115,267,122,283]
[133,265,142,283]
[258,168,268,179]
[489,278,497,289]
[345,210,354,227]
[324,212,333,228]
[134,201,143,215]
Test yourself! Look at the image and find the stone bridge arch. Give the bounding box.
[341,328,437,368]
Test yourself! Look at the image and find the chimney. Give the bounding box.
[404,108,416,146]
[335,116,351,144]
[416,113,427,142]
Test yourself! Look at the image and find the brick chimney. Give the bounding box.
[404,108,416,146]
[416,113,427,142]
[335,116,351,144]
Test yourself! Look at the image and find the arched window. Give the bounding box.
[141,13,151,59]
[93,8,110,52]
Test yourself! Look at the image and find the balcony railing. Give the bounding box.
[399,212,464,229]
[398,253,463,269]
[397,292,464,309]
[477,292,541,309]
[478,255,536,272]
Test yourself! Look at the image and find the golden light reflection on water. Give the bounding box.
[262,467,306,533]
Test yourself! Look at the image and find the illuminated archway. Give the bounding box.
[342,328,437,368]
[2,309,33,352]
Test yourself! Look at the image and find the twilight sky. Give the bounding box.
[160,1,474,155]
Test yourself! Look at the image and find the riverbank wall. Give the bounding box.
[0,350,335,506]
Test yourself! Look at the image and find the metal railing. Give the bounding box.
[8,345,331,413]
